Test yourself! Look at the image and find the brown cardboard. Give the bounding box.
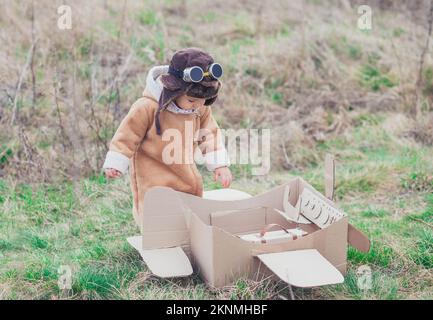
[348,224,371,253]
[325,154,336,200]
[128,156,370,288]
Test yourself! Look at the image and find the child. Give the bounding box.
[103,48,232,226]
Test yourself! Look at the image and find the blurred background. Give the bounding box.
[0,0,432,300]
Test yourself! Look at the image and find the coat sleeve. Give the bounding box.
[102,99,153,174]
[197,106,230,171]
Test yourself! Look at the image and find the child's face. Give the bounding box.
[175,95,206,110]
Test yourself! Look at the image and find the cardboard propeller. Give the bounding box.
[127,154,370,288]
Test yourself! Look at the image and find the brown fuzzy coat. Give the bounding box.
[103,66,230,226]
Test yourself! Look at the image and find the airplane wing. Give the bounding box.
[127,236,193,278]
[257,249,344,288]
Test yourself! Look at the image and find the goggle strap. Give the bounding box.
[168,65,184,79]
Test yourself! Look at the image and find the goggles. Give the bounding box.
[168,63,223,83]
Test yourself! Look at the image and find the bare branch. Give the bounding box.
[414,0,433,119]
[10,38,38,126]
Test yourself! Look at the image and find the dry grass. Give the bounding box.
[1,0,433,179]
[1,0,433,300]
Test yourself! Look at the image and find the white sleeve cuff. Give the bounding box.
[102,151,130,174]
[203,148,231,171]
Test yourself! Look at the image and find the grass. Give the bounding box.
[359,64,396,92]
[1,116,433,300]
[1,0,433,301]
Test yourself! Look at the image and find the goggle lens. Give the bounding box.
[172,63,223,83]
[210,63,223,79]
[189,66,204,82]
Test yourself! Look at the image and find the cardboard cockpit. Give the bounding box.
[128,155,370,288]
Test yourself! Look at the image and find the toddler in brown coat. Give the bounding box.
[103,48,232,226]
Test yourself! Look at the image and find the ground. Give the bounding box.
[1,113,432,300]
[0,0,433,300]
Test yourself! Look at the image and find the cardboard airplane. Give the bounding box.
[127,155,370,288]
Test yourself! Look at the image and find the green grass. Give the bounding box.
[359,64,396,92]
[348,243,394,268]
[360,207,390,218]
[408,228,433,269]
[136,9,159,26]
[2,0,433,301]
[401,172,433,192]
[1,116,433,300]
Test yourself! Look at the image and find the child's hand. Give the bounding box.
[214,167,232,188]
[105,168,122,179]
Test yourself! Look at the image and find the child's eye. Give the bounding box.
[188,100,194,103]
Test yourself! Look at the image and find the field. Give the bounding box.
[0,0,432,299]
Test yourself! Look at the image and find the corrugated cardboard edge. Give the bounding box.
[325,154,335,201]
